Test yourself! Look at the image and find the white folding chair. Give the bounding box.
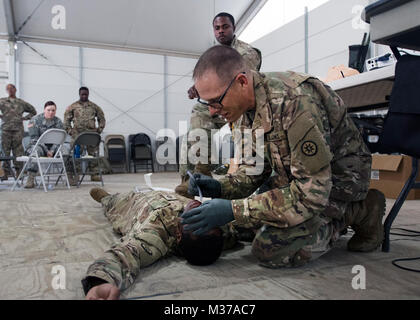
[12,129,70,192]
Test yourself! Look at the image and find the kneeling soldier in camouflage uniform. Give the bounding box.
[24,101,64,188]
[183,46,386,268]
[82,188,237,300]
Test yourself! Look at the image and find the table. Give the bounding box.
[362,0,420,252]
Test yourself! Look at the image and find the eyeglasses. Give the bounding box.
[196,72,246,111]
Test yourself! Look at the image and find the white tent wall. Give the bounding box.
[14,40,196,140]
[0,41,7,88]
[252,0,391,78]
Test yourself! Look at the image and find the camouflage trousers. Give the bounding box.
[1,129,24,175]
[179,103,227,177]
[249,214,337,268]
[249,194,373,268]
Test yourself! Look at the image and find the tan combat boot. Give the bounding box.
[345,189,386,252]
[90,187,110,203]
[91,175,101,182]
[24,173,36,189]
[174,162,213,199]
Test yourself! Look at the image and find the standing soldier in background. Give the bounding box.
[24,101,64,188]
[175,12,262,198]
[0,84,37,180]
[64,87,106,183]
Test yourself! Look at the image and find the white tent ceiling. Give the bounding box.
[0,0,266,57]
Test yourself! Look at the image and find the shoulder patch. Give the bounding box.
[301,140,318,157]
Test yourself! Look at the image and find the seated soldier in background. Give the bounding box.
[82,187,237,300]
[24,101,64,188]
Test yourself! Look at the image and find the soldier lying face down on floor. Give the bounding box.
[82,188,238,300]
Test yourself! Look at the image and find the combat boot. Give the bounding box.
[174,162,213,199]
[24,173,36,189]
[90,187,110,203]
[345,189,386,252]
[91,175,102,182]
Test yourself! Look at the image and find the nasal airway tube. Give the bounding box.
[186,170,203,202]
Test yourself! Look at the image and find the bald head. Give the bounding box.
[193,45,247,84]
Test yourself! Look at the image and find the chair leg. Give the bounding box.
[97,157,104,187]
[11,160,28,191]
[59,152,71,189]
[382,157,419,252]
[36,157,48,192]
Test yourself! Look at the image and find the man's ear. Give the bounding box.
[237,73,248,87]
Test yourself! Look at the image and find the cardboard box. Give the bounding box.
[369,154,420,199]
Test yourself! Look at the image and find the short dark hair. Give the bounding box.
[213,12,235,26]
[44,101,56,109]
[193,45,246,82]
[179,229,224,266]
[79,86,89,93]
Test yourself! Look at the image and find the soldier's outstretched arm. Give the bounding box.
[82,229,169,295]
[228,95,333,229]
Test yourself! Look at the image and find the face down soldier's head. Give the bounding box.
[177,200,224,266]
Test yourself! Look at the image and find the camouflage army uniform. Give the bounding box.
[25,113,64,173]
[218,71,371,268]
[0,97,37,175]
[64,100,106,174]
[179,37,262,178]
[82,190,238,292]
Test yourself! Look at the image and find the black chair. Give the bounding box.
[378,53,420,252]
[129,133,154,173]
[105,135,127,173]
[71,132,104,187]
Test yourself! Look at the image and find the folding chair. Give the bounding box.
[105,134,127,173]
[71,132,104,187]
[129,133,154,173]
[12,129,70,192]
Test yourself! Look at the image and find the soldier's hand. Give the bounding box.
[86,283,120,300]
[181,199,234,235]
[188,85,198,99]
[188,173,221,198]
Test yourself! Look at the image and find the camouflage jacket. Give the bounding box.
[220,71,371,229]
[0,97,37,131]
[27,113,64,153]
[82,190,237,292]
[231,36,262,71]
[64,100,106,135]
